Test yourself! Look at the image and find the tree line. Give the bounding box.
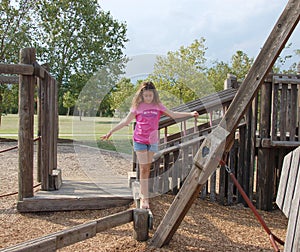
[1,0,299,121]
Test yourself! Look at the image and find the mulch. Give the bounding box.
[0,142,288,251]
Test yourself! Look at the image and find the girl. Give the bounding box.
[101,81,199,209]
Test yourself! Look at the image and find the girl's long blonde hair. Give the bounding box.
[131,81,161,109]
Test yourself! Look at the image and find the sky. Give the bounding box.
[99,0,299,75]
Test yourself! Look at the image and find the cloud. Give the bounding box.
[100,0,299,65]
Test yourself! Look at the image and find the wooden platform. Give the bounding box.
[17,178,133,212]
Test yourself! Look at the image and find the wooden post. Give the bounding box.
[149,0,300,247]
[133,209,149,241]
[257,81,274,210]
[40,71,50,190]
[18,48,36,200]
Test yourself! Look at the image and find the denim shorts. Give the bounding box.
[133,141,158,153]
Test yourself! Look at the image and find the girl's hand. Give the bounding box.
[191,111,199,118]
[101,131,112,140]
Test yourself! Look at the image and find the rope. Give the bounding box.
[0,136,42,198]
[0,136,41,153]
[0,183,41,198]
[220,159,285,252]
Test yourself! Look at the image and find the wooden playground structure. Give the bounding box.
[0,0,299,251]
[0,48,132,212]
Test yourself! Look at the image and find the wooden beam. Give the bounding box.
[0,75,19,84]
[149,0,300,247]
[2,209,133,252]
[18,48,36,200]
[0,63,34,75]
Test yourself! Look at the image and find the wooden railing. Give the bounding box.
[134,73,300,211]
[144,88,238,196]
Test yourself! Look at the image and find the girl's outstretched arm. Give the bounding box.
[101,111,135,140]
[163,108,199,119]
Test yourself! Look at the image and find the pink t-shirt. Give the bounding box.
[131,103,167,144]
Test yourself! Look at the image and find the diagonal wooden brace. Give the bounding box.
[149,0,299,248]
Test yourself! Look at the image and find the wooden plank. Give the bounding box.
[276,151,292,212]
[2,210,133,252]
[273,75,300,84]
[271,83,279,140]
[282,148,300,217]
[261,139,300,148]
[171,150,180,194]
[0,236,57,252]
[280,84,288,140]
[56,221,97,249]
[283,152,300,252]
[17,196,132,212]
[284,201,298,252]
[163,153,170,193]
[96,209,133,232]
[0,75,19,84]
[289,84,297,140]
[149,0,300,247]
[249,96,258,202]
[0,63,34,75]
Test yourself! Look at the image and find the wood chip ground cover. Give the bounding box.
[0,142,287,251]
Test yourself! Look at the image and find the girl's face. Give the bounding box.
[142,90,154,104]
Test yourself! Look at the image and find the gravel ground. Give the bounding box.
[0,141,288,251]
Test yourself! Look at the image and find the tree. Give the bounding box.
[75,60,124,119]
[0,0,35,63]
[150,38,213,108]
[108,78,135,117]
[63,91,76,116]
[34,0,128,112]
[0,0,35,124]
[230,50,253,81]
[207,61,231,91]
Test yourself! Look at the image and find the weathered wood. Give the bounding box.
[171,150,180,194]
[290,84,297,141]
[0,75,19,84]
[276,146,300,252]
[284,198,300,252]
[0,236,57,252]
[0,63,34,75]
[1,209,133,252]
[18,48,36,200]
[271,82,279,140]
[261,139,300,148]
[133,209,149,241]
[281,149,299,217]
[257,81,274,210]
[17,195,133,212]
[96,209,133,232]
[40,71,50,190]
[280,84,288,140]
[150,0,300,247]
[56,221,97,249]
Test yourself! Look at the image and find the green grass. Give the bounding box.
[0,114,210,154]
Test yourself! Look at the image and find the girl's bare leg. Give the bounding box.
[136,150,154,209]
